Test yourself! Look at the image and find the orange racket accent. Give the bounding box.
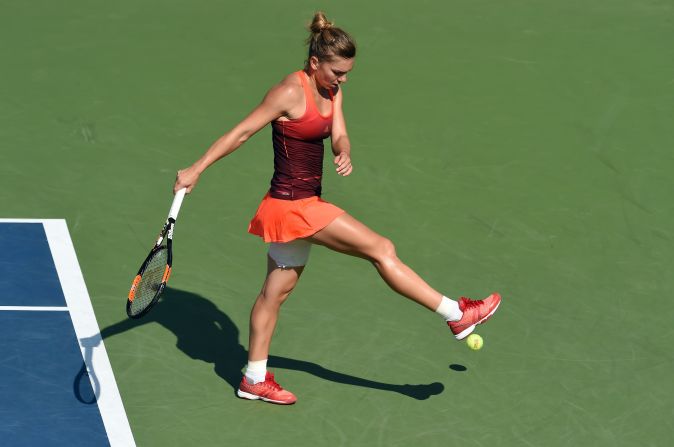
[161,266,171,283]
[128,275,142,301]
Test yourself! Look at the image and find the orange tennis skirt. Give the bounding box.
[248,193,345,243]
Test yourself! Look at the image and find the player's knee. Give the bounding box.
[277,285,296,304]
[261,282,297,306]
[373,237,397,265]
[382,237,397,258]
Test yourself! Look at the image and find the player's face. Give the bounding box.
[312,56,354,90]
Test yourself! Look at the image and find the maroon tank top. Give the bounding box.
[269,71,333,200]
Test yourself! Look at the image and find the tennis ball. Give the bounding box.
[466,334,483,350]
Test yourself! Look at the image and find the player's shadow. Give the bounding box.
[94,287,443,400]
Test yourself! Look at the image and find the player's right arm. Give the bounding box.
[174,80,301,193]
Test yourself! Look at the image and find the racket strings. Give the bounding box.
[129,246,168,316]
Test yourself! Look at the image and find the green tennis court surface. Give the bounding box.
[2,1,672,445]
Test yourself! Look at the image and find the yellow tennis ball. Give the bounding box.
[466,334,483,350]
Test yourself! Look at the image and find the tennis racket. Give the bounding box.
[126,188,186,318]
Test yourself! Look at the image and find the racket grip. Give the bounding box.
[169,188,187,220]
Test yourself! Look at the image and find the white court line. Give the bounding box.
[40,219,137,447]
[0,306,69,311]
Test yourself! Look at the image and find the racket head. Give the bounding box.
[126,244,171,318]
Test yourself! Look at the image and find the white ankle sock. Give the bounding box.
[435,296,463,322]
[245,359,268,384]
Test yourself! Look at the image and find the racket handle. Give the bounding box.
[169,188,187,220]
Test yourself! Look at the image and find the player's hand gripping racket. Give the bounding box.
[126,188,186,318]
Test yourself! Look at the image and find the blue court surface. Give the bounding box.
[0,220,135,446]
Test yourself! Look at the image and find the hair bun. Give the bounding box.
[305,11,356,63]
[309,11,333,33]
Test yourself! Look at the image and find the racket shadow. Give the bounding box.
[73,336,101,405]
[95,287,443,401]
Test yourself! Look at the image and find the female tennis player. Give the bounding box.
[174,12,501,405]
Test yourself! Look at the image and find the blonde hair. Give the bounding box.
[306,12,356,63]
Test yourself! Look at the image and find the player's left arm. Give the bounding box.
[330,88,353,176]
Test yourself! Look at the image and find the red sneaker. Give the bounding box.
[237,371,297,405]
[447,293,502,340]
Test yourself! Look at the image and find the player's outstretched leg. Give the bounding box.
[307,214,502,339]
